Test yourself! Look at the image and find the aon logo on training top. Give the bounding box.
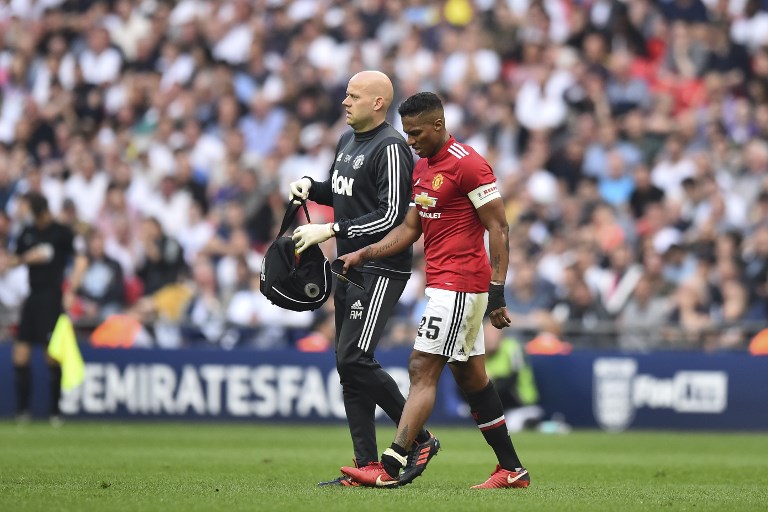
[332,169,354,196]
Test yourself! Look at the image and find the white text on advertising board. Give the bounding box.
[593,358,728,431]
[61,363,410,418]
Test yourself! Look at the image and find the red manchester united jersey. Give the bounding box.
[412,136,501,293]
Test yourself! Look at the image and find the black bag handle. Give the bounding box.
[276,200,312,239]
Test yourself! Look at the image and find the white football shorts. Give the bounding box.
[413,287,487,362]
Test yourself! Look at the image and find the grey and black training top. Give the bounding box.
[308,121,413,280]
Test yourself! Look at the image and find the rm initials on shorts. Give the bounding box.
[350,300,364,319]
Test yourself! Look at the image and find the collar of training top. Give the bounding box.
[353,121,390,141]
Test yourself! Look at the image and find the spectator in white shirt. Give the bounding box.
[183,255,227,345]
[31,34,76,104]
[64,153,109,224]
[277,123,333,195]
[651,133,697,202]
[12,164,66,218]
[183,118,226,185]
[515,63,570,133]
[215,227,262,300]
[157,40,196,91]
[169,0,212,27]
[209,0,253,66]
[106,0,152,62]
[79,27,123,86]
[104,214,141,278]
[0,244,29,342]
[95,182,140,241]
[176,200,214,265]
[394,29,435,86]
[730,0,768,51]
[0,54,28,144]
[440,24,501,91]
[333,13,383,82]
[141,173,193,238]
[143,117,177,187]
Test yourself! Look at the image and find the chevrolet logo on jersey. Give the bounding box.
[414,192,437,209]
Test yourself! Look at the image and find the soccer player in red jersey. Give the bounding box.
[338,92,529,489]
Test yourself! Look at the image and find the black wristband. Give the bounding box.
[486,283,506,315]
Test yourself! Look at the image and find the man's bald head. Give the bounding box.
[342,70,395,132]
[349,70,394,110]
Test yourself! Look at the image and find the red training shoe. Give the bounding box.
[340,462,399,488]
[471,465,530,489]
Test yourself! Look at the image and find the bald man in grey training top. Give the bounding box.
[289,71,439,487]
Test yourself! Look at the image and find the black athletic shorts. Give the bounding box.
[334,273,407,356]
[18,290,62,345]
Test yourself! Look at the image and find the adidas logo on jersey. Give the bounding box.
[350,300,364,320]
[447,143,469,160]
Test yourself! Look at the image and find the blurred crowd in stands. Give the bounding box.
[1,0,768,352]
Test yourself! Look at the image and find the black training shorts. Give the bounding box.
[18,290,62,345]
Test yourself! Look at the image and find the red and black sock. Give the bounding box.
[466,381,522,470]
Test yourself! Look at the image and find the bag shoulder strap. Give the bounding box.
[276,200,311,239]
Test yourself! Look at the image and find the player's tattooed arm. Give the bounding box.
[490,231,509,281]
[478,198,510,285]
[358,208,422,262]
[363,238,401,259]
[339,224,417,272]
[491,252,502,276]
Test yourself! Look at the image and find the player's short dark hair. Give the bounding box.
[398,92,444,119]
[23,192,49,217]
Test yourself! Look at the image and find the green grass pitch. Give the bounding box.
[1,421,766,512]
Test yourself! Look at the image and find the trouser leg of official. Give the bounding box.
[334,274,408,466]
[47,363,62,416]
[13,343,32,415]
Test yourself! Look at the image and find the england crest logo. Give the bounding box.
[593,358,637,432]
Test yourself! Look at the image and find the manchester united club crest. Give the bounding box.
[432,173,444,190]
[353,154,365,169]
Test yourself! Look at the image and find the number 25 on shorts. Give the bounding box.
[417,316,443,340]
